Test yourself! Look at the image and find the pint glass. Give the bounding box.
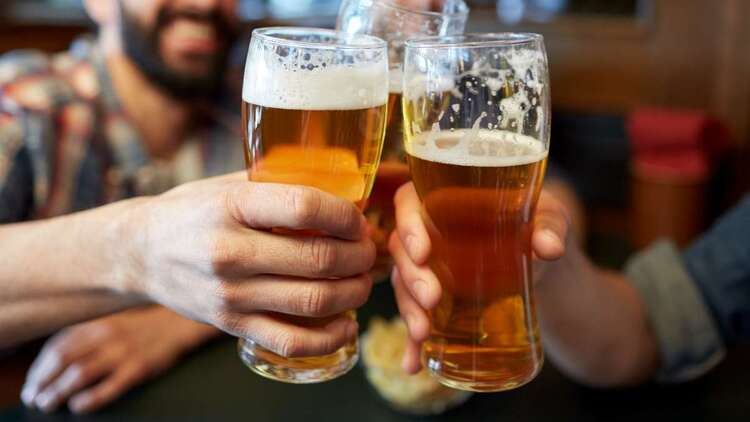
[238,27,388,383]
[403,33,550,391]
[337,0,468,280]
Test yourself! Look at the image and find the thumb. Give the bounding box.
[532,190,571,261]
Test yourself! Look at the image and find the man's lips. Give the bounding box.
[164,19,222,55]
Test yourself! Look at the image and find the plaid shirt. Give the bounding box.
[0,37,244,223]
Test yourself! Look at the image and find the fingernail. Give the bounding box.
[412,280,430,306]
[405,235,418,259]
[542,229,561,245]
[20,386,36,405]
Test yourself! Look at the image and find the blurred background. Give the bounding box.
[2,0,748,264]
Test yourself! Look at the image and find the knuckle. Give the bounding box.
[290,187,322,227]
[212,281,240,313]
[307,238,338,277]
[209,236,237,275]
[297,285,331,316]
[215,311,243,335]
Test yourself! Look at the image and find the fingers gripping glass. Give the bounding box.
[402,33,550,392]
[238,27,388,383]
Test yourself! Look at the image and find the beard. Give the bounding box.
[118,1,238,100]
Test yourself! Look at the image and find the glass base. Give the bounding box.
[238,338,358,384]
[424,355,544,393]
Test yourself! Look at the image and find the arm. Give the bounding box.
[1,173,374,355]
[534,239,659,386]
[389,183,659,386]
[0,199,147,347]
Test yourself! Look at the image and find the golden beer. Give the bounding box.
[242,103,386,204]
[406,129,547,391]
[238,27,388,383]
[239,101,387,381]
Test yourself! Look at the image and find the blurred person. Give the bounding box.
[390,182,748,387]
[1,0,374,413]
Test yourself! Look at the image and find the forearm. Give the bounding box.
[0,198,148,346]
[535,244,659,387]
[0,293,139,348]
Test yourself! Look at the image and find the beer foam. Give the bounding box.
[404,44,548,134]
[389,68,403,94]
[243,48,387,111]
[407,129,547,167]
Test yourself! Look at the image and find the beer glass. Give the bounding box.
[239,27,388,383]
[337,0,468,280]
[403,33,550,391]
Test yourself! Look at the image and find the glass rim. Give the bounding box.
[252,27,387,50]
[405,32,544,49]
[370,0,469,19]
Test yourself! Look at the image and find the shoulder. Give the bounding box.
[0,39,100,114]
[0,42,101,190]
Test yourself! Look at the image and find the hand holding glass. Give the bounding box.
[402,33,550,391]
[238,27,388,383]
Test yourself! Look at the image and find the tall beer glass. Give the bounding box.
[239,27,388,383]
[403,33,550,391]
[337,0,468,280]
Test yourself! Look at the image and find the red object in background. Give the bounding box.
[632,150,710,182]
[627,108,731,248]
[627,108,731,160]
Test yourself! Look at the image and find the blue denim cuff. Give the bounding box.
[625,240,726,383]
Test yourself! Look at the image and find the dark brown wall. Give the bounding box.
[0,25,87,54]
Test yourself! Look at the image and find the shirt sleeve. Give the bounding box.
[0,111,34,223]
[683,195,750,346]
[624,240,726,383]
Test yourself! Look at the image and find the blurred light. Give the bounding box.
[496,0,525,24]
[239,0,267,21]
[267,0,341,18]
[527,0,567,22]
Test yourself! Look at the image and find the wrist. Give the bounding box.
[109,196,153,302]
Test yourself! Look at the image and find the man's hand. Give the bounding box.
[388,182,571,373]
[20,307,218,414]
[119,173,375,358]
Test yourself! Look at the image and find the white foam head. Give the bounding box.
[407,129,547,167]
[243,31,388,111]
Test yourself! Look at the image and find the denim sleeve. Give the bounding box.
[683,195,750,346]
[624,241,726,383]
